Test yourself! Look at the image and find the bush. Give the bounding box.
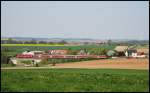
[41,58,96,65]
[1,63,16,67]
[39,59,50,66]
[107,50,117,57]
[36,63,39,67]
[52,61,56,66]
[1,52,12,64]
[20,60,31,65]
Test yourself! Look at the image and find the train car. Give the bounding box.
[33,54,43,59]
[16,54,33,58]
[87,55,97,58]
[76,55,89,58]
[41,54,49,58]
[65,55,76,59]
[51,55,65,58]
[96,55,107,58]
[16,53,108,59]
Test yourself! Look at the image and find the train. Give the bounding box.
[16,54,108,59]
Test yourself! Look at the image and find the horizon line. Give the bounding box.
[1,36,149,41]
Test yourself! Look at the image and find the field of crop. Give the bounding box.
[1,69,149,92]
[1,44,116,50]
[1,44,116,55]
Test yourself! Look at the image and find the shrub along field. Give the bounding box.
[39,58,100,66]
[1,69,149,92]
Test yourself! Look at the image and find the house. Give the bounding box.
[114,46,128,56]
[48,50,68,55]
[125,49,137,57]
[115,46,138,57]
[136,48,149,58]
[78,50,86,55]
[9,58,17,65]
[33,51,44,53]
[137,48,149,55]
[22,51,34,56]
[22,51,44,56]
[124,48,149,58]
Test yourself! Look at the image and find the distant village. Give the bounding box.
[2,37,149,66]
[16,45,149,58]
[8,45,148,65]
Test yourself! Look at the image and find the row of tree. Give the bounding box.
[67,48,108,55]
[1,38,68,44]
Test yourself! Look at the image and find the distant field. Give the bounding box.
[1,44,116,55]
[1,69,149,92]
[1,44,65,46]
[136,45,149,49]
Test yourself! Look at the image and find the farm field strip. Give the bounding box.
[1,69,149,92]
[0,66,148,70]
[1,58,149,70]
[53,58,149,70]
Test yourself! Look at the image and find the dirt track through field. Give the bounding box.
[53,58,149,70]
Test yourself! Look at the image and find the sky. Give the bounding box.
[1,1,149,40]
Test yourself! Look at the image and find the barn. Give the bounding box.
[114,46,128,56]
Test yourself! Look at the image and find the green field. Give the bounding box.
[1,44,116,57]
[1,69,149,92]
[1,44,116,52]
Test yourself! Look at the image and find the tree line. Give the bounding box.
[1,38,68,44]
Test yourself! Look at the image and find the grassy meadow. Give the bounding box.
[1,69,149,92]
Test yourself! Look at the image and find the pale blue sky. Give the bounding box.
[1,1,149,40]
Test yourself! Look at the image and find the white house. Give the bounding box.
[22,51,44,56]
[124,49,137,57]
[10,58,17,65]
[22,51,34,55]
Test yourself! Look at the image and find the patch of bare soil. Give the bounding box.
[53,58,149,70]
